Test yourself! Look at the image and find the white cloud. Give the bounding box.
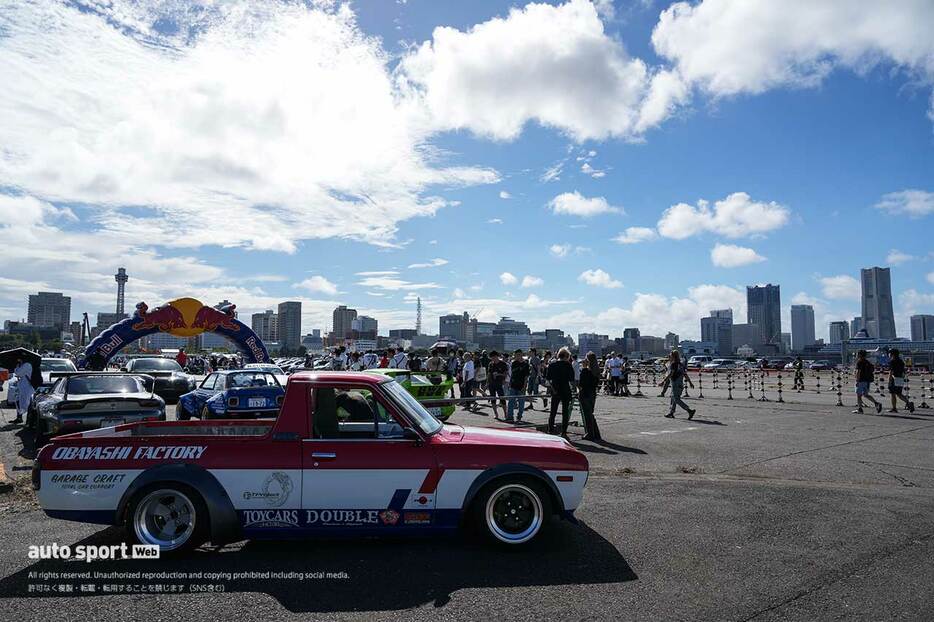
[500,272,518,286]
[0,1,499,254]
[652,1,934,120]
[355,276,442,291]
[819,275,860,300]
[499,191,511,199]
[487,218,504,225]
[550,243,571,258]
[657,192,790,239]
[398,0,672,141]
[875,190,934,218]
[928,272,934,286]
[886,249,915,266]
[521,275,544,288]
[612,226,657,244]
[710,243,766,268]
[453,288,466,298]
[408,258,448,269]
[355,270,399,277]
[578,269,622,289]
[295,275,339,296]
[549,191,622,217]
[541,161,564,183]
[581,163,607,178]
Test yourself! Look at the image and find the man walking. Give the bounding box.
[546,348,575,437]
[507,349,531,423]
[853,350,883,414]
[606,352,622,395]
[527,348,541,410]
[487,351,509,419]
[661,350,696,420]
[792,356,805,391]
[887,349,915,413]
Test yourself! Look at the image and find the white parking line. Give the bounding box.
[637,427,700,436]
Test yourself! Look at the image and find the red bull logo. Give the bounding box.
[132,303,186,332]
[191,305,240,332]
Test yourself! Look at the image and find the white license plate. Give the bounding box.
[101,418,123,427]
[427,407,442,417]
[248,397,266,408]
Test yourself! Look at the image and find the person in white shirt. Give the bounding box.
[349,352,365,371]
[362,351,379,369]
[12,357,35,424]
[572,355,581,388]
[606,353,623,396]
[461,353,476,411]
[389,347,408,369]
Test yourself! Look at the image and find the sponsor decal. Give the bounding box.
[379,509,400,526]
[50,445,206,461]
[305,509,380,526]
[403,511,431,525]
[243,472,293,507]
[48,472,129,491]
[243,509,300,528]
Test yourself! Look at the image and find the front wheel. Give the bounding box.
[473,478,551,546]
[128,484,207,554]
[200,406,211,420]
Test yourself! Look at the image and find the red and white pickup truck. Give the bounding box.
[34,371,589,553]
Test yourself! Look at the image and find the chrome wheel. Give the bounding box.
[485,483,543,544]
[133,489,197,551]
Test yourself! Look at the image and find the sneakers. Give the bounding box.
[688,409,696,420]
[852,408,864,414]
[875,403,882,414]
[664,413,674,418]
[908,402,915,413]
[12,416,23,424]
[888,409,898,414]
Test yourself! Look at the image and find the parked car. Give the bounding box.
[177,369,284,420]
[243,363,289,387]
[31,372,165,445]
[4,357,77,408]
[687,355,713,368]
[809,360,832,371]
[371,368,456,420]
[703,359,738,370]
[35,371,589,553]
[123,357,195,404]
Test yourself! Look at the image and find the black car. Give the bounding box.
[33,373,165,445]
[123,358,195,403]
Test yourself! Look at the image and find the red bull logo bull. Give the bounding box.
[132,304,186,332]
[191,305,240,332]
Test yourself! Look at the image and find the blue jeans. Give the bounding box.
[507,386,525,421]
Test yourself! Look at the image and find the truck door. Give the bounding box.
[301,385,438,531]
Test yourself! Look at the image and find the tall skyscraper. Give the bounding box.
[790,304,816,352]
[701,309,733,355]
[851,316,863,336]
[114,267,128,315]
[351,315,378,339]
[911,314,934,341]
[860,267,896,339]
[251,310,278,342]
[747,284,781,345]
[332,305,357,341]
[278,301,302,351]
[829,321,850,344]
[27,291,71,330]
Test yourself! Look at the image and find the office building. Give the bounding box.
[665,332,680,350]
[389,329,417,340]
[579,333,610,356]
[251,310,278,342]
[747,284,781,345]
[780,332,792,354]
[851,316,863,336]
[351,315,378,339]
[332,305,357,341]
[622,327,641,353]
[278,301,303,351]
[861,267,896,338]
[790,304,816,352]
[911,315,934,341]
[829,321,850,344]
[732,323,761,349]
[439,312,471,342]
[701,309,733,355]
[27,291,71,329]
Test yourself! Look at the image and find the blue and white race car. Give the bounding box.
[177,369,284,420]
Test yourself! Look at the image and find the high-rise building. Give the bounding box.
[701,309,733,355]
[829,321,850,344]
[389,329,417,340]
[851,316,863,336]
[731,323,761,349]
[439,313,470,341]
[911,314,934,341]
[860,267,896,339]
[622,327,641,353]
[780,332,792,354]
[790,304,816,352]
[747,284,781,345]
[27,291,71,330]
[114,267,128,315]
[351,315,378,339]
[332,305,357,341]
[251,310,278,342]
[278,301,302,351]
[665,332,680,350]
[578,333,609,356]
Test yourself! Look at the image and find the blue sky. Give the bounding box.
[0,0,932,341]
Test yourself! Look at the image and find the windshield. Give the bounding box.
[68,376,144,394]
[382,380,442,435]
[130,358,182,372]
[227,372,278,387]
[41,359,76,372]
[245,365,283,374]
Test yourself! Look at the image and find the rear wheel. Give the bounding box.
[128,484,207,554]
[473,477,551,546]
[176,403,191,421]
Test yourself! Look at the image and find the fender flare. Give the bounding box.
[117,463,241,546]
[461,463,565,516]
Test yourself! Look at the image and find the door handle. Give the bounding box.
[311,452,337,459]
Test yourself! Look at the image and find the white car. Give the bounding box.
[243,363,288,387]
[703,359,737,370]
[687,355,713,368]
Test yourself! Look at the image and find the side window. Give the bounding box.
[311,387,405,440]
[201,374,217,390]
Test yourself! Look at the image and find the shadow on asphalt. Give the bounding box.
[689,418,726,426]
[572,440,647,456]
[0,521,636,612]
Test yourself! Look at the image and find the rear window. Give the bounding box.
[68,376,144,394]
[227,372,278,388]
[41,359,76,372]
[130,359,182,372]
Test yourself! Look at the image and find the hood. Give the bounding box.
[457,424,572,449]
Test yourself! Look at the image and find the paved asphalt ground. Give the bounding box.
[1,373,933,621]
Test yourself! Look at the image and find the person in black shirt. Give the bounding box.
[578,351,602,441]
[546,348,575,437]
[487,351,509,419]
[506,350,531,422]
[886,349,914,413]
[853,349,882,414]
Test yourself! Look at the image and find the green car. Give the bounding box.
[372,369,455,421]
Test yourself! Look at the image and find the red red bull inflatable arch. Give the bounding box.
[79,297,271,369]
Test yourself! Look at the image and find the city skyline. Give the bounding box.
[0,1,932,344]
